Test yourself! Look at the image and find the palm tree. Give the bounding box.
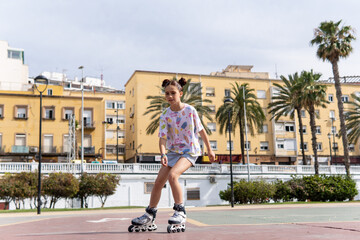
[216,83,265,164]
[310,20,355,176]
[144,78,213,135]
[268,73,307,165]
[300,70,328,175]
[345,93,360,144]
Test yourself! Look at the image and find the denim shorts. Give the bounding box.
[166,151,197,167]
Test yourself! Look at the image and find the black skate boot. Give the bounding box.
[128,206,158,232]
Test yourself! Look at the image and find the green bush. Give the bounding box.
[272,179,293,202]
[220,179,275,204]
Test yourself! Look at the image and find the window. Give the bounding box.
[132,141,135,150]
[285,123,295,132]
[15,106,27,119]
[210,140,217,150]
[207,123,216,132]
[301,126,307,134]
[8,49,22,60]
[0,105,3,118]
[44,107,55,120]
[106,101,125,109]
[208,105,216,113]
[63,135,70,153]
[329,110,335,120]
[277,142,284,149]
[257,90,266,99]
[15,134,26,146]
[227,141,234,151]
[285,139,296,150]
[225,89,231,97]
[106,130,114,139]
[245,141,251,150]
[317,143,323,151]
[301,110,306,118]
[84,135,92,147]
[106,117,114,124]
[316,126,321,134]
[333,142,338,150]
[260,142,269,151]
[328,94,333,102]
[43,135,54,153]
[275,123,285,131]
[144,182,155,194]
[63,108,74,120]
[349,144,355,152]
[187,188,200,200]
[118,115,125,124]
[132,124,135,133]
[342,95,349,103]
[331,126,336,135]
[272,87,280,97]
[47,89,53,96]
[117,101,125,109]
[206,87,215,97]
[83,109,93,127]
[300,142,308,151]
[132,88,134,97]
[259,124,268,133]
[118,130,125,138]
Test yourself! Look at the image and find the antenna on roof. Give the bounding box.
[275,64,278,79]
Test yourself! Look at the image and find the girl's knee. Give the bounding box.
[168,171,179,183]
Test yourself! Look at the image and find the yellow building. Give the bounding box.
[124,65,360,165]
[0,80,125,163]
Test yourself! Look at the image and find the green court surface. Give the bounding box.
[187,205,360,226]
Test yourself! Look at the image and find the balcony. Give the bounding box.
[82,120,96,130]
[11,146,29,153]
[43,146,57,154]
[79,146,95,155]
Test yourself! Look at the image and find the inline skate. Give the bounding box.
[128,206,157,232]
[167,203,186,233]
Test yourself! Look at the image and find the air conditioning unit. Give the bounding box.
[29,146,38,152]
[209,176,216,184]
[130,112,134,118]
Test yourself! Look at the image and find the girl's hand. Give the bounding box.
[208,150,216,163]
[161,155,168,167]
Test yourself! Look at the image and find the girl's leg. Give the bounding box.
[168,157,192,204]
[149,165,171,208]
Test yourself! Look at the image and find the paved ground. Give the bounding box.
[0,203,360,240]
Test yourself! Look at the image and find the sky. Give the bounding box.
[1,0,360,90]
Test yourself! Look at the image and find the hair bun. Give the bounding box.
[162,79,171,88]
[178,77,187,87]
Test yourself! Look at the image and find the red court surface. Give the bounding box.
[0,203,360,240]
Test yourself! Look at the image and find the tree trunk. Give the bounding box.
[296,108,306,165]
[239,113,245,164]
[309,106,319,175]
[331,61,350,176]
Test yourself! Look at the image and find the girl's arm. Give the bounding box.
[159,138,168,166]
[199,129,215,162]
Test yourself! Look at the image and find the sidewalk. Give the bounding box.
[1,203,360,239]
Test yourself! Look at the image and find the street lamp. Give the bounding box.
[115,106,119,162]
[327,133,333,165]
[330,117,337,161]
[224,98,234,208]
[34,75,48,215]
[78,66,84,174]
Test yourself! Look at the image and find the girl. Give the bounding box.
[129,78,215,233]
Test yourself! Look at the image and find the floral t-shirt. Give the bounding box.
[158,104,204,156]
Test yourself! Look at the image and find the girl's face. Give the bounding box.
[165,85,183,105]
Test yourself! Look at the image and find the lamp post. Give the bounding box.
[330,117,337,161]
[78,66,84,174]
[116,106,119,162]
[243,86,251,182]
[224,98,234,208]
[327,133,333,165]
[34,75,48,215]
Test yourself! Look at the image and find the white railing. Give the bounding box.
[0,163,360,175]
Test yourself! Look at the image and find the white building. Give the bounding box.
[0,40,30,91]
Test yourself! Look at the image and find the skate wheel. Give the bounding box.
[172,228,176,233]
[128,225,134,232]
[177,228,181,232]
[181,228,185,232]
[167,225,172,233]
[141,228,146,232]
[135,228,140,232]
